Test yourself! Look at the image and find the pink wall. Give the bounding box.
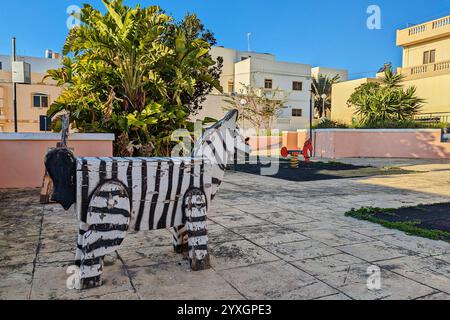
[282,132,298,150]
[313,129,450,159]
[297,131,308,149]
[282,130,309,150]
[248,136,281,151]
[0,133,114,189]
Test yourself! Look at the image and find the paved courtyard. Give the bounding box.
[1,158,450,300]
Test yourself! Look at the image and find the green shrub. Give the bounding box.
[312,118,349,129]
[352,120,450,129]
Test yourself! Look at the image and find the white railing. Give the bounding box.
[434,60,450,71]
[415,112,450,124]
[432,16,450,29]
[408,24,427,35]
[405,15,450,37]
[410,65,429,75]
[402,59,450,77]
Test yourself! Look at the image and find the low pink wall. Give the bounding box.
[248,136,281,151]
[314,129,450,159]
[282,132,298,150]
[0,133,114,189]
[282,130,309,150]
[297,131,308,149]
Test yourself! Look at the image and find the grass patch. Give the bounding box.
[346,206,450,243]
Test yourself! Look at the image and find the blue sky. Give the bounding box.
[0,0,449,79]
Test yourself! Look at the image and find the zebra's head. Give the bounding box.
[193,109,250,167]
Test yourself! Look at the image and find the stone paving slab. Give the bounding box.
[217,261,338,300]
[129,260,244,300]
[336,240,416,262]
[377,255,450,294]
[1,158,450,300]
[317,263,437,300]
[210,240,280,271]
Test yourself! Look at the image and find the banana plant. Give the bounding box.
[45,0,222,156]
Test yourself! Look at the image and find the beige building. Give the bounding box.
[331,14,450,124]
[196,46,347,131]
[0,55,62,132]
[0,46,348,133]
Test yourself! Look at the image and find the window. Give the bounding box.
[292,81,303,91]
[264,79,273,89]
[292,108,303,117]
[430,49,436,63]
[423,51,429,64]
[0,62,2,70]
[423,50,436,64]
[227,81,234,93]
[33,94,49,108]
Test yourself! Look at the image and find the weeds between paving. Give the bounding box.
[346,204,450,243]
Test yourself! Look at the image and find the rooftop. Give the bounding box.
[397,14,450,47]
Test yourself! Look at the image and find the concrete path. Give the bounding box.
[1,158,450,300]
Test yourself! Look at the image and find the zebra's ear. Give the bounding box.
[44,148,77,210]
[226,109,238,122]
[207,109,239,131]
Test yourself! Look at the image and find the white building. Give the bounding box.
[195,46,347,131]
[0,55,61,74]
[311,66,348,82]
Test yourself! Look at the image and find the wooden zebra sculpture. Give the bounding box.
[44,109,249,289]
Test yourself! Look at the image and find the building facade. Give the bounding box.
[331,14,450,124]
[0,46,348,133]
[0,55,62,132]
[196,46,347,131]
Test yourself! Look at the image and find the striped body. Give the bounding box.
[76,157,213,231]
[45,109,248,289]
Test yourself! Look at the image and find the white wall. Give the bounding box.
[249,58,312,129]
[196,47,347,131]
[311,66,348,81]
[209,47,237,94]
[0,55,61,74]
[194,94,230,122]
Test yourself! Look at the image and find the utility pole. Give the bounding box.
[309,91,313,140]
[12,37,18,133]
[247,33,251,52]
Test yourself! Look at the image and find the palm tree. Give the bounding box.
[347,68,424,125]
[381,67,406,88]
[311,74,341,119]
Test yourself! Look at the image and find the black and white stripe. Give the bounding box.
[76,157,212,231]
[71,109,248,286]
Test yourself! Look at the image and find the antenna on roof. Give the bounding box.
[247,32,251,52]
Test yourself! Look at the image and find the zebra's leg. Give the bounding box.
[65,222,89,290]
[79,181,130,289]
[75,222,89,267]
[183,188,210,271]
[169,225,188,254]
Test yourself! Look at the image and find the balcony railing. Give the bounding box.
[415,112,450,124]
[399,59,450,79]
[408,16,450,35]
[397,14,450,46]
[432,16,450,29]
[408,24,426,36]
